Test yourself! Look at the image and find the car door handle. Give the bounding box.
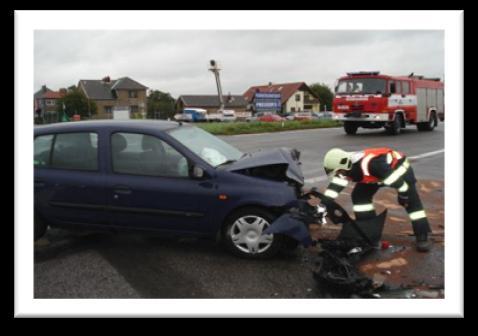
[114,186,132,195]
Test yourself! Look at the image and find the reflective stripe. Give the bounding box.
[353,203,375,212]
[398,181,409,192]
[383,160,410,185]
[324,189,339,199]
[386,153,393,164]
[409,210,427,221]
[393,151,403,160]
[331,177,348,187]
[361,154,374,176]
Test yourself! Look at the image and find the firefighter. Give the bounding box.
[321,147,432,252]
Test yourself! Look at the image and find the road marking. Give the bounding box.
[304,148,444,184]
[408,149,445,161]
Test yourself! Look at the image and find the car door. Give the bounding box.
[34,131,108,226]
[106,131,218,234]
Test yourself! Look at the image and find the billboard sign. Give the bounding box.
[254,92,282,112]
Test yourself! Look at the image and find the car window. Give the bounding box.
[111,133,189,178]
[51,132,98,171]
[34,134,54,167]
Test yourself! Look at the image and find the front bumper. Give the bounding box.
[333,113,390,122]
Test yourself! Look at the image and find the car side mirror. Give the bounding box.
[191,165,206,179]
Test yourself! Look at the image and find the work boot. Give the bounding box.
[415,235,431,252]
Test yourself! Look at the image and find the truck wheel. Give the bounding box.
[343,122,358,135]
[417,112,438,131]
[34,214,47,241]
[222,207,283,259]
[386,114,402,135]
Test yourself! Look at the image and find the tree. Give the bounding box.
[56,86,97,119]
[309,83,334,111]
[147,90,176,119]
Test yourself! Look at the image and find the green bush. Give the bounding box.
[196,119,341,135]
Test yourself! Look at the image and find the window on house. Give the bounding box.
[130,105,139,114]
[295,94,301,101]
[128,91,138,98]
[46,100,56,106]
[104,106,113,114]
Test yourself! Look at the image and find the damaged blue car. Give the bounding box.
[34,120,304,258]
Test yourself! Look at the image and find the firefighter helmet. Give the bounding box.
[323,148,353,176]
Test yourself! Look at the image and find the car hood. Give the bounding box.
[225,147,304,186]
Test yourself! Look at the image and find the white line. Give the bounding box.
[303,148,444,184]
[408,149,445,161]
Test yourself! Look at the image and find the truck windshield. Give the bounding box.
[168,126,243,167]
[336,78,386,94]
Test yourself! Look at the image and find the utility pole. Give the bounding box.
[209,60,224,111]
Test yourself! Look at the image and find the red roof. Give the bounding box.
[243,82,313,104]
[42,91,64,99]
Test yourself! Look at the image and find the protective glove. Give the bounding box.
[397,194,409,207]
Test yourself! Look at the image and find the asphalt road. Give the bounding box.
[34,123,445,299]
[222,123,444,183]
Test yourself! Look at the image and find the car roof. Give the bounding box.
[34,120,184,134]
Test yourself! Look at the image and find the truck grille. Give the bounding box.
[350,104,364,111]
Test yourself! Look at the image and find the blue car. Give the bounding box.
[34,120,304,258]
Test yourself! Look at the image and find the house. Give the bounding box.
[78,76,148,119]
[176,94,249,115]
[34,85,66,123]
[243,82,320,114]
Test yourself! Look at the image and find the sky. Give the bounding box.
[34,30,444,98]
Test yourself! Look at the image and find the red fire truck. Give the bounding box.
[332,71,444,135]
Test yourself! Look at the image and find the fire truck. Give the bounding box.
[332,71,444,135]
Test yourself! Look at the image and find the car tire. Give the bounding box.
[343,122,358,135]
[222,207,283,259]
[417,112,438,131]
[386,114,403,135]
[34,213,47,241]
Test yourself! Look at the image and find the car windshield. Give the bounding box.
[168,126,243,167]
[336,78,386,94]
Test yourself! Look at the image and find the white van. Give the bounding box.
[220,109,237,122]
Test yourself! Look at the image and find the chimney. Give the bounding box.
[268,82,272,87]
[41,85,47,93]
[102,76,111,83]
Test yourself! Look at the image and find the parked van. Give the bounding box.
[174,108,207,122]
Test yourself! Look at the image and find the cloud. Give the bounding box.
[34,30,444,97]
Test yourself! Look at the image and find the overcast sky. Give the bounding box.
[34,30,444,97]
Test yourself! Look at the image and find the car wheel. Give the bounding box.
[343,121,358,135]
[34,213,47,241]
[386,114,402,135]
[417,112,437,131]
[222,207,283,259]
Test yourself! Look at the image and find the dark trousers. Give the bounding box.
[351,167,431,237]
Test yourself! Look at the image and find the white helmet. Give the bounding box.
[323,148,353,176]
